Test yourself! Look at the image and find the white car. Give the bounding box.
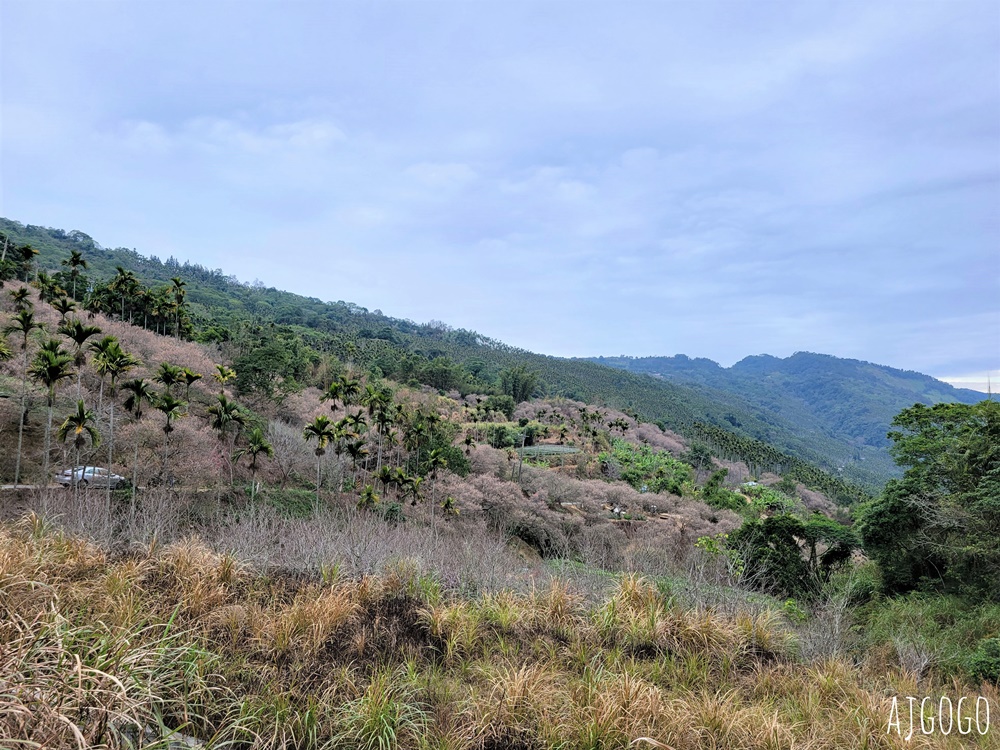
[55,466,127,489]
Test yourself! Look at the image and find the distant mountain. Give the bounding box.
[587,353,987,486]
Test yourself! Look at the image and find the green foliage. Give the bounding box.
[598,439,692,496]
[856,593,1000,681]
[482,394,515,420]
[260,488,316,518]
[969,638,1000,684]
[728,513,859,599]
[700,469,745,513]
[594,352,985,489]
[499,364,539,403]
[856,400,1000,599]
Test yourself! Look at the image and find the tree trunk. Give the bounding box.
[107,397,115,515]
[14,348,28,485]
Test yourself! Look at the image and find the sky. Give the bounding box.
[1,1,998,390]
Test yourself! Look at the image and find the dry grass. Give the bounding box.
[1,515,997,749]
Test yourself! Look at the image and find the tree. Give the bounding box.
[4,309,43,484]
[29,342,75,483]
[110,267,139,322]
[121,377,156,495]
[303,415,336,512]
[10,287,31,312]
[237,427,273,501]
[92,340,139,508]
[18,244,38,282]
[121,378,156,420]
[856,400,1000,599]
[426,447,448,538]
[59,318,102,399]
[61,249,87,299]
[155,362,184,395]
[170,277,187,339]
[57,400,100,504]
[52,297,76,322]
[499,364,539,404]
[728,513,859,599]
[207,394,246,485]
[212,364,236,395]
[154,393,186,482]
[181,368,203,400]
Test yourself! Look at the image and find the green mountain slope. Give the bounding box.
[588,353,986,486]
[2,217,881,499]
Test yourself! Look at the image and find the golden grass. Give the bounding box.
[1,517,997,749]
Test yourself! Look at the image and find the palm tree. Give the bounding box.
[4,309,43,484]
[155,362,184,395]
[34,272,64,303]
[9,286,31,312]
[57,400,100,506]
[52,297,76,322]
[238,427,273,501]
[121,377,156,495]
[110,267,139,322]
[426,447,448,538]
[212,364,236,395]
[321,379,344,410]
[61,249,87,299]
[207,394,246,485]
[121,377,156,420]
[154,393,186,482]
[89,336,119,413]
[59,318,102,399]
[18,244,38,282]
[181,368,203,400]
[92,340,140,508]
[0,335,12,364]
[170,277,187,339]
[358,483,380,511]
[345,439,369,487]
[29,342,75,483]
[303,415,336,512]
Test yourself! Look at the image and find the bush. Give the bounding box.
[968,638,1000,684]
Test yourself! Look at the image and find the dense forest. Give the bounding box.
[1,219,997,748]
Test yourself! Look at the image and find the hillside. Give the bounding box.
[588,353,986,487]
[2,223,998,747]
[1,216,869,500]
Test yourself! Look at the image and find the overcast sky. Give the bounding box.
[2,1,997,389]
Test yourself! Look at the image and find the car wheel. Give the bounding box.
[79,480,88,489]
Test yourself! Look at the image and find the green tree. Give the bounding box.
[499,364,539,404]
[52,297,76,322]
[121,378,156,421]
[303,415,337,512]
[155,362,185,395]
[29,341,75,483]
[207,394,247,485]
[237,427,273,501]
[59,318,102,399]
[181,368,203,400]
[856,400,1000,599]
[728,513,859,598]
[92,340,139,508]
[170,277,187,339]
[57,400,100,504]
[154,393,186,481]
[61,249,87,299]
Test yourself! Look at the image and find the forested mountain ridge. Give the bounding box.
[0,216,934,497]
[588,353,986,487]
